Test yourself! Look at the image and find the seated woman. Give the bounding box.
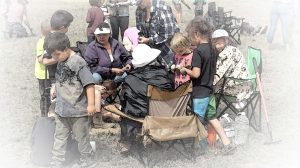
[119,44,174,154]
[212,29,252,102]
[122,27,139,53]
[84,22,132,84]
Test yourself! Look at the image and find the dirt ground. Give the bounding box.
[0,0,300,168]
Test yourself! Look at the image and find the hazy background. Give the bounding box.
[0,0,299,167]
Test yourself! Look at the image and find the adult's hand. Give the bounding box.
[138,36,150,44]
[111,68,124,75]
[123,64,131,71]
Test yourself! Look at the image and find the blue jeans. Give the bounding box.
[92,72,127,85]
[266,1,293,44]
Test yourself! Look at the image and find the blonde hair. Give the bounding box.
[170,32,191,54]
[41,18,51,36]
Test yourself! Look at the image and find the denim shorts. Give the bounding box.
[193,95,217,120]
[193,97,209,118]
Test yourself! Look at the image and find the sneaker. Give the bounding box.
[220,143,237,155]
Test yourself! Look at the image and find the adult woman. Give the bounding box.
[84,22,132,84]
[212,29,252,102]
[105,0,130,40]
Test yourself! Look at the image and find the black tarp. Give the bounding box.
[122,65,174,117]
[120,65,174,143]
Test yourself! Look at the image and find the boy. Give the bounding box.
[46,32,96,168]
[35,19,51,116]
[39,10,74,84]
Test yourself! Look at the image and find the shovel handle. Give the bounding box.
[253,58,259,73]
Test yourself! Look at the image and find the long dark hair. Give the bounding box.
[186,16,217,74]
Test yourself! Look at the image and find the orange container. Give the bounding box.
[207,123,217,148]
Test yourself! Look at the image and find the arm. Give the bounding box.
[36,38,57,65]
[182,67,201,79]
[117,0,131,6]
[86,84,96,116]
[86,8,92,23]
[22,5,33,34]
[119,42,132,66]
[84,45,111,76]
[213,48,235,85]
[38,56,57,65]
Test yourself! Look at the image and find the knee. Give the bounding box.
[92,73,103,84]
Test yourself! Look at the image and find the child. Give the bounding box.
[39,10,74,84]
[211,29,251,102]
[93,81,120,129]
[46,32,96,168]
[35,19,51,116]
[86,0,105,44]
[123,27,140,53]
[182,17,236,155]
[170,32,193,88]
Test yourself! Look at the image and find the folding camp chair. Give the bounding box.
[216,47,262,131]
[104,82,207,167]
[215,7,244,45]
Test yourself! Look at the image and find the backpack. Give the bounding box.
[30,117,80,166]
[30,117,55,166]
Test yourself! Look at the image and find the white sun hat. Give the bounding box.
[132,44,161,68]
[94,27,111,34]
[212,29,229,38]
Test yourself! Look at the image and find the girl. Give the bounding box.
[181,17,236,155]
[170,32,193,88]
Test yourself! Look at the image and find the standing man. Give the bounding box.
[194,0,206,17]
[106,0,131,40]
[266,0,295,49]
[136,0,180,68]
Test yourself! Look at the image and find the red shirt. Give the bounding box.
[86,6,104,36]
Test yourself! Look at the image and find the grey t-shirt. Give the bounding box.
[55,54,94,117]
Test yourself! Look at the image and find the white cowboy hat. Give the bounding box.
[132,44,161,68]
[212,29,229,38]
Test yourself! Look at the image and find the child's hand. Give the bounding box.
[180,67,187,75]
[95,85,106,94]
[170,64,176,70]
[87,105,96,116]
[50,84,56,99]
